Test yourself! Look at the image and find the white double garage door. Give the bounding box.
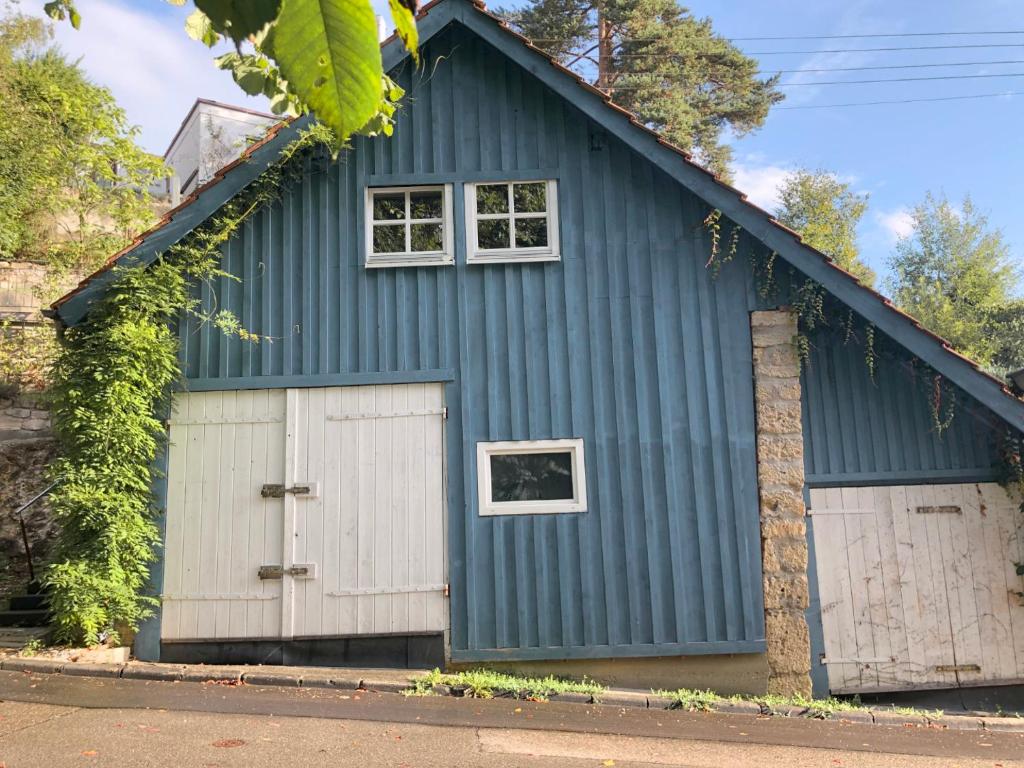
[160,384,447,642]
[811,483,1024,694]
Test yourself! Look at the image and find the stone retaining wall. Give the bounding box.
[750,309,812,697]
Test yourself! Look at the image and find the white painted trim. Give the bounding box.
[477,438,586,516]
[364,184,454,267]
[465,180,560,263]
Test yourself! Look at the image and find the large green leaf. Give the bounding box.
[270,0,383,140]
[388,0,419,61]
[193,0,281,43]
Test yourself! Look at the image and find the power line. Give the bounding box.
[777,72,1024,86]
[529,31,1024,44]
[730,31,1024,41]
[608,72,1024,88]
[760,59,1024,73]
[772,90,1024,109]
[530,41,1024,55]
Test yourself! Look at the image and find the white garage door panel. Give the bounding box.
[162,390,286,641]
[291,384,447,639]
[810,483,1024,694]
[161,384,447,642]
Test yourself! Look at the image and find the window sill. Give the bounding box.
[365,255,455,269]
[467,251,560,265]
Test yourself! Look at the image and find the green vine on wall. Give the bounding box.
[702,206,959,432]
[45,124,336,645]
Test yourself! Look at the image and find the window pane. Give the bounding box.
[514,218,548,248]
[372,193,405,220]
[490,452,575,502]
[477,218,511,250]
[372,223,405,254]
[409,190,442,220]
[476,184,509,215]
[513,182,547,213]
[410,223,443,252]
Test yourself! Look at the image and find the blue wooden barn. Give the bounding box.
[51,0,1024,697]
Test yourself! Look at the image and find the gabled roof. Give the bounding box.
[49,0,1024,433]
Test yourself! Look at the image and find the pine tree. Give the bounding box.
[500,0,782,177]
[775,169,876,287]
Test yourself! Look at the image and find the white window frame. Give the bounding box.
[465,180,560,263]
[477,438,587,516]
[365,184,454,268]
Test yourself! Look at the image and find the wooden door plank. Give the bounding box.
[424,383,448,632]
[809,489,848,693]
[842,486,877,690]
[945,484,985,685]
[356,385,376,634]
[320,387,344,637]
[406,383,428,633]
[857,485,896,689]
[888,484,926,688]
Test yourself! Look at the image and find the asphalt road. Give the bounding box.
[0,670,1022,767]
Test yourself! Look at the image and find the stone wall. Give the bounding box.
[0,437,59,594]
[0,389,57,594]
[750,309,812,697]
[0,392,51,440]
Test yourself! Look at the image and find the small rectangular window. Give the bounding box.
[365,185,454,267]
[465,180,560,263]
[477,438,586,516]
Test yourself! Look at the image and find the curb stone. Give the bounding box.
[552,692,593,705]
[715,701,763,716]
[121,663,186,682]
[935,717,984,731]
[181,666,245,684]
[983,718,1024,733]
[62,662,124,678]
[242,670,301,687]
[833,710,874,724]
[870,711,927,728]
[597,690,652,708]
[1,658,65,674]
[356,679,409,694]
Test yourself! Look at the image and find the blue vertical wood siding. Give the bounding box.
[179,25,766,660]
[800,326,1002,487]
[174,22,1005,661]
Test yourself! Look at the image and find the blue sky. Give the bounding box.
[32,0,1024,285]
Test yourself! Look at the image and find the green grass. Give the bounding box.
[656,687,943,721]
[403,668,605,701]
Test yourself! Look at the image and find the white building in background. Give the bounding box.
[164,99,280,203]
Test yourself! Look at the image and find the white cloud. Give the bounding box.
[732,161,793,213]
[42,0,274,154]
[875,209,915,242]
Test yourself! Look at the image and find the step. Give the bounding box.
[7,594,48,612]
[0,609,49,628]
[0,626,50,649]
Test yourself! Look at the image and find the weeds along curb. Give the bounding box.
[2,657,1022,733]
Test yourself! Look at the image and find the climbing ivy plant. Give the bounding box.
[45,125,334,646]
[701,207,965,436]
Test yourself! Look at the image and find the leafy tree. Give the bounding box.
[0,13,164,278]
[887,192,1020,369]
[775,169,875,287]
[499,0,783,176]
[44,0,420,144]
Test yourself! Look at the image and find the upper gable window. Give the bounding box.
[365,185,454,268]
[465,180,560,263]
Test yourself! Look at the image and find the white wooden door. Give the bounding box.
[810,483,1024,694]
[161,384,447,642]
[162,390,287,640]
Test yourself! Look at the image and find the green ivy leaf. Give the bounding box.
[388,0,419,61]
[43,0,81,28]
[269,0,383,140]
[193,0,282,43]
[185,10,221,48]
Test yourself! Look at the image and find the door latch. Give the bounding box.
[261,482,319,498]
[258,564,317,580]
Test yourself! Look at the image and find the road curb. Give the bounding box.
[0,656,1007,733]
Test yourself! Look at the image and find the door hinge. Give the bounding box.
[934,664,981,673]
[258,564,317,580]
[443,406,448,420]
[261,482,320,499]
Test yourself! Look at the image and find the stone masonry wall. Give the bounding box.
[0,392,51,440]
[750,309,812,697]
